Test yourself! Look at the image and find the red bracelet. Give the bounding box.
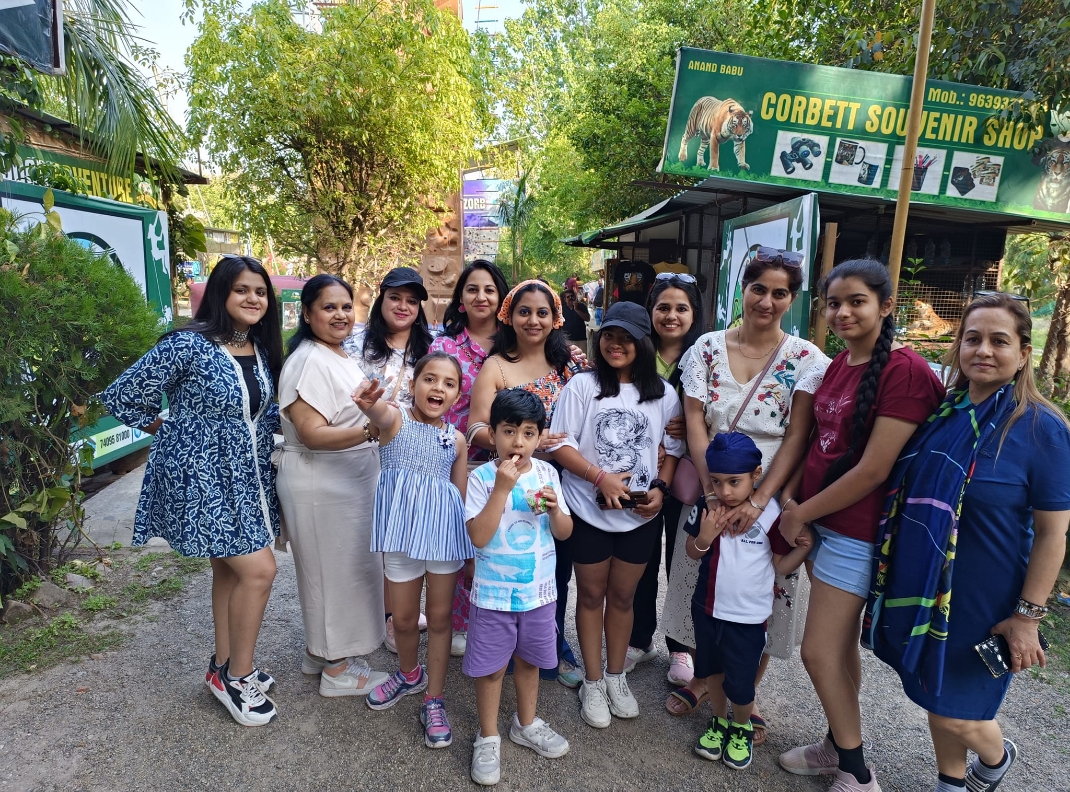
[594,470,606,488]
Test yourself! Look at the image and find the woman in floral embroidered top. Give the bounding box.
[659,250,830,740]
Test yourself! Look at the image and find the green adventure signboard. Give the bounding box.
[658,48,1070,224]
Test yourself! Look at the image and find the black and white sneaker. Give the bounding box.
[210,662,278,727]
[206,654,275,694]
[965,739,1018,791]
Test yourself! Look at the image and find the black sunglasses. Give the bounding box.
[749,246,804,268]
[655,272,697,283]
[973,290,1029,303]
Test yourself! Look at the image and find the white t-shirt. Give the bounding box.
[685,499,790,624]
[550,372,684,532]
[465,459,569,613]
[343,327,414,407]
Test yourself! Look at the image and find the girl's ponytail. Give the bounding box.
[820,258,895,488]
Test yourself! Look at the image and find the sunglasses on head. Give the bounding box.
[973,290,1029,303]
[750,246,804,268]
[655,272,697,284]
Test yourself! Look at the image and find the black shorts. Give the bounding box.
[570,513,661,565]
[692,604,767,706]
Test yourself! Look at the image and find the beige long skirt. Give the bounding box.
[660,503,810,659]
[276,443,386,659]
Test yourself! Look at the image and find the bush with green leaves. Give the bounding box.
[0,207,160,601]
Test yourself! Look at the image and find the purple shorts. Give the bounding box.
[462,602,558,678]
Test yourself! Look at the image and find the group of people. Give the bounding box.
[102,250,1069,792]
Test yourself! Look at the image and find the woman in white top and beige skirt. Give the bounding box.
[276,274,390,697]
[660,249,829,744]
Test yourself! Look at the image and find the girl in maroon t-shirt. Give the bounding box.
[776,259,944,792]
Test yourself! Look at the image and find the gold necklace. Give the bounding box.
[736,329,783,360]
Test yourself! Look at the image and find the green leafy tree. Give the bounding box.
[186,0,483,279]
[0,208,161,596]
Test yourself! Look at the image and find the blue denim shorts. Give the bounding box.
[807,524,876,600]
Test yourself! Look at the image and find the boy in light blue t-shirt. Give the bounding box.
[464,389,574,786]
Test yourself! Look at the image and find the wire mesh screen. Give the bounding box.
[898,263,1000,339]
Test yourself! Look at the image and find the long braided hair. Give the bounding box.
[821,259,896,487]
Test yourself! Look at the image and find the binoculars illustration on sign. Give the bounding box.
[780,137,823,174]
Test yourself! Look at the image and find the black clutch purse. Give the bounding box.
[974,631,1050,678]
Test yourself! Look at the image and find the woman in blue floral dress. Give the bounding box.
[102,255,284,728]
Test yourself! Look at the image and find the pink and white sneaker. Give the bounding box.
[666,652,694,686]
[779,736,839,775]
[829,768,882,791]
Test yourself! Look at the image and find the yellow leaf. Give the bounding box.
[46,211,63,232]
[1,512,27,529]
[43,188,54,212]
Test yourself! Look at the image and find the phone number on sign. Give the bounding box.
[968,93,1019,110]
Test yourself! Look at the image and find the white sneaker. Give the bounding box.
[578,678,612,728]
[385,616,397,654]
[319,659,390,697]
[622,644,658,673]
[509,713,569,758]
[451,631,467,658]
[666,651,694,686]
[301,648,329,676]
[603,672,639,718]
[471,733,501,786]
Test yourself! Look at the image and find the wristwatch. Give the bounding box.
[650,478,670,495]
[1014,598,1049,620]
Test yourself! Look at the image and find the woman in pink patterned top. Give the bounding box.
[429,260,509,657]
[429,260,510,462]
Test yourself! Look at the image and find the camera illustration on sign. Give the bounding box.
[676,96,754,171]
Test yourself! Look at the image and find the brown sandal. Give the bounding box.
[665,687,709,715]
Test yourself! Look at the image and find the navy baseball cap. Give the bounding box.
[600,301,650,339]
[380,267,428,301]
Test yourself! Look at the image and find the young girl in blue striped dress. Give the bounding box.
[353,352,473,748]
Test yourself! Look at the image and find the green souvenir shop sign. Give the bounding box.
[659,48,1070,222]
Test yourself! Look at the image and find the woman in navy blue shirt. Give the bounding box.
[865,293,1070,792]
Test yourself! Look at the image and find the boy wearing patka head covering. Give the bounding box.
[684,432,813,771]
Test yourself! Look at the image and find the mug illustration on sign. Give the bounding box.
[835,140,867,166]
[858,162,880,186]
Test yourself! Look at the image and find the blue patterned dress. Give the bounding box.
[371,410,472,561]
[101,331,280,558]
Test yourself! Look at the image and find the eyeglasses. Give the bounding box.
[655,272,697,283]
[749,246,804,268]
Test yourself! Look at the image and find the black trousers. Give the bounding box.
[630,495,688,653]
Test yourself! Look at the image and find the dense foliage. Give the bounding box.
[186,0,485,281]
[0,209,160,599]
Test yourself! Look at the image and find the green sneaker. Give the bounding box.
[694,716,730,762]
[723,720,754,770]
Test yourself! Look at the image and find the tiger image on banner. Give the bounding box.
[677,96,753,171]
[1032,139,1070,214]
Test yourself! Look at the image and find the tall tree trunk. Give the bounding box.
[1038,236,1070,394]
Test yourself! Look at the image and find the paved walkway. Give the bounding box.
[1,471,1066,791]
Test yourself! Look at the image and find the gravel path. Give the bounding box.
[2,473,1068,791]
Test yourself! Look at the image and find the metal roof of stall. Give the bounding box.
[565,174,1070,248]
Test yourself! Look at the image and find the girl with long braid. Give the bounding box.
[776,260,944,792]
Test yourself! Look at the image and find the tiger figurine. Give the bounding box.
[677,96,753,171]
[1032,139,1070,214]
[906,300,954,337]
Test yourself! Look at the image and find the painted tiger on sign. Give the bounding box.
[677,96,753,171]
[1032,140,1070,214]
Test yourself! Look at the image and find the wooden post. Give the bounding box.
[813,222,838,351]
[887,0,937,299]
